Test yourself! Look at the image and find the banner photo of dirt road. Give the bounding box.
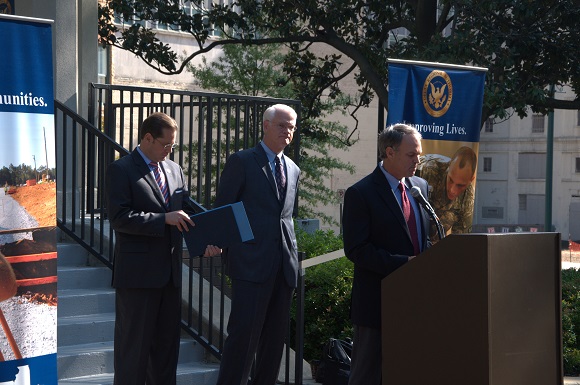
[0,15,57,385]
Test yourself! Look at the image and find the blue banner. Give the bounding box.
[387,60,486,142]
[387,59,487,242]
[0,17,54,114]
[0,15,57,385]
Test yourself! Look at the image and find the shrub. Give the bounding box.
[563,268,580,375]
[291,225,353,362]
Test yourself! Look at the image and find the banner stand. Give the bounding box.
[0,14,57,385]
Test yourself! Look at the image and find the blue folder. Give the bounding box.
[183,201,254,256]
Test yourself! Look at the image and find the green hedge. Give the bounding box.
[291,226,353,362]
[563,268,580,375]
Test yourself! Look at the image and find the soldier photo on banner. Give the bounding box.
[416,144,478,243]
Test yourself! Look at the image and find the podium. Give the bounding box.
[381,233,562,385]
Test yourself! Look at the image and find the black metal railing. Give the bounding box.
[55,84,306,383]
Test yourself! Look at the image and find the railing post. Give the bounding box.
[295,251,306,385]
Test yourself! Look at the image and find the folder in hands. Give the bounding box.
[183,201,254,256]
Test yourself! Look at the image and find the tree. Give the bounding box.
[99,0,580,135]
[184,43,355,224]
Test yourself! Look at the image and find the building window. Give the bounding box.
[482,207,504,219]
[519,194,527,211]
[113,1,222,36]
[577,110,580,126]
[97,45,108,83]
[532,114,545,133]
[518,153,546,179]
[483,157,492,172]
[576,157,580,173]
[484,118,493,133]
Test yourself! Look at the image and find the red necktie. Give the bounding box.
[399,181,420,255]
[149,162,169,208]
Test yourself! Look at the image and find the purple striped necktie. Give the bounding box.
[275,156,286,201]
[149,162,169,208]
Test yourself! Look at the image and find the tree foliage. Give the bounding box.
[99,0,580,134]
[0,164,53,186]
[184,43,355,224]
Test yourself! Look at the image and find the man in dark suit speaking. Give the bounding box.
[343,124,432,385]
[105,112,220,385]
[213,104,301,385]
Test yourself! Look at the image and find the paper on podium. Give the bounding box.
[183,201,254,256]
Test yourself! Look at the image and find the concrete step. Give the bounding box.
[57,288,116,317]
[58,265,111,290]
[58,360,220,385]
[57,243,90,267]
[57,339,216,381]
[56,241,219,384]
[58,341,114,379]
[57,312,115,346]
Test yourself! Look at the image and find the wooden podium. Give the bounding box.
[381,233,562,385]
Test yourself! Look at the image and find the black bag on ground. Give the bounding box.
[314,338,352,385]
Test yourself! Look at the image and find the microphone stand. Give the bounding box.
[433,214,445,241]
[410,186,446,241]
[420,201,445,241]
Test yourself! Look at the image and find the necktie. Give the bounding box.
[275,156,286,201]
[149,162,170,208]
[399,181,420,255]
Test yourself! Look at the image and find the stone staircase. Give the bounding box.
[56,242,220,384]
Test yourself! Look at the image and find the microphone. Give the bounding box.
[410,186,445,240]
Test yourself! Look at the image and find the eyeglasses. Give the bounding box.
[275,123,297,133]
[153,138,179,150]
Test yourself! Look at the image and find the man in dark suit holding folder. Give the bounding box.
[213,104,301,385]
[105,112,220,385]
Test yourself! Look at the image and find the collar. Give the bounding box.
[378,161,406,191]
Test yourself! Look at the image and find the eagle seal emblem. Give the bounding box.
[0,0,12,14]
[422,70,453,117]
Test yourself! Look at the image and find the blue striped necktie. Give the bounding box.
[149,162,169,208]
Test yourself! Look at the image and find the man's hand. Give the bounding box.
[165,210,195,232]
[204,245,222,257]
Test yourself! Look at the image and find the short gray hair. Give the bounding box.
[378,124,422,159]
[263,104,297,122]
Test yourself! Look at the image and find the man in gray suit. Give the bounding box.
[106,112,220,385]
[214,104,301,385]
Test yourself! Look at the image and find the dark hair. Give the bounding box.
[140,112,178,140]
[450,146,477,175]
[378,124,422,159]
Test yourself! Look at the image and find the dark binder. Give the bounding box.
[183,201,254,256]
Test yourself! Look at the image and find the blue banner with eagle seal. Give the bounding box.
[387,59,487,243]
[0,14,57,385]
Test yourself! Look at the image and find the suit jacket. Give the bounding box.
[106,150,194,288]
[213,144,301,287]
[343,165,431,328]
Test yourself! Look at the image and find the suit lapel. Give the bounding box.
[159,161,174,209]
[372,167,418,246]
[280,154,297,206]
[253,145,281,201]
[407,177,430,247]
[132,151,167,210]
[372,167,406,229]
